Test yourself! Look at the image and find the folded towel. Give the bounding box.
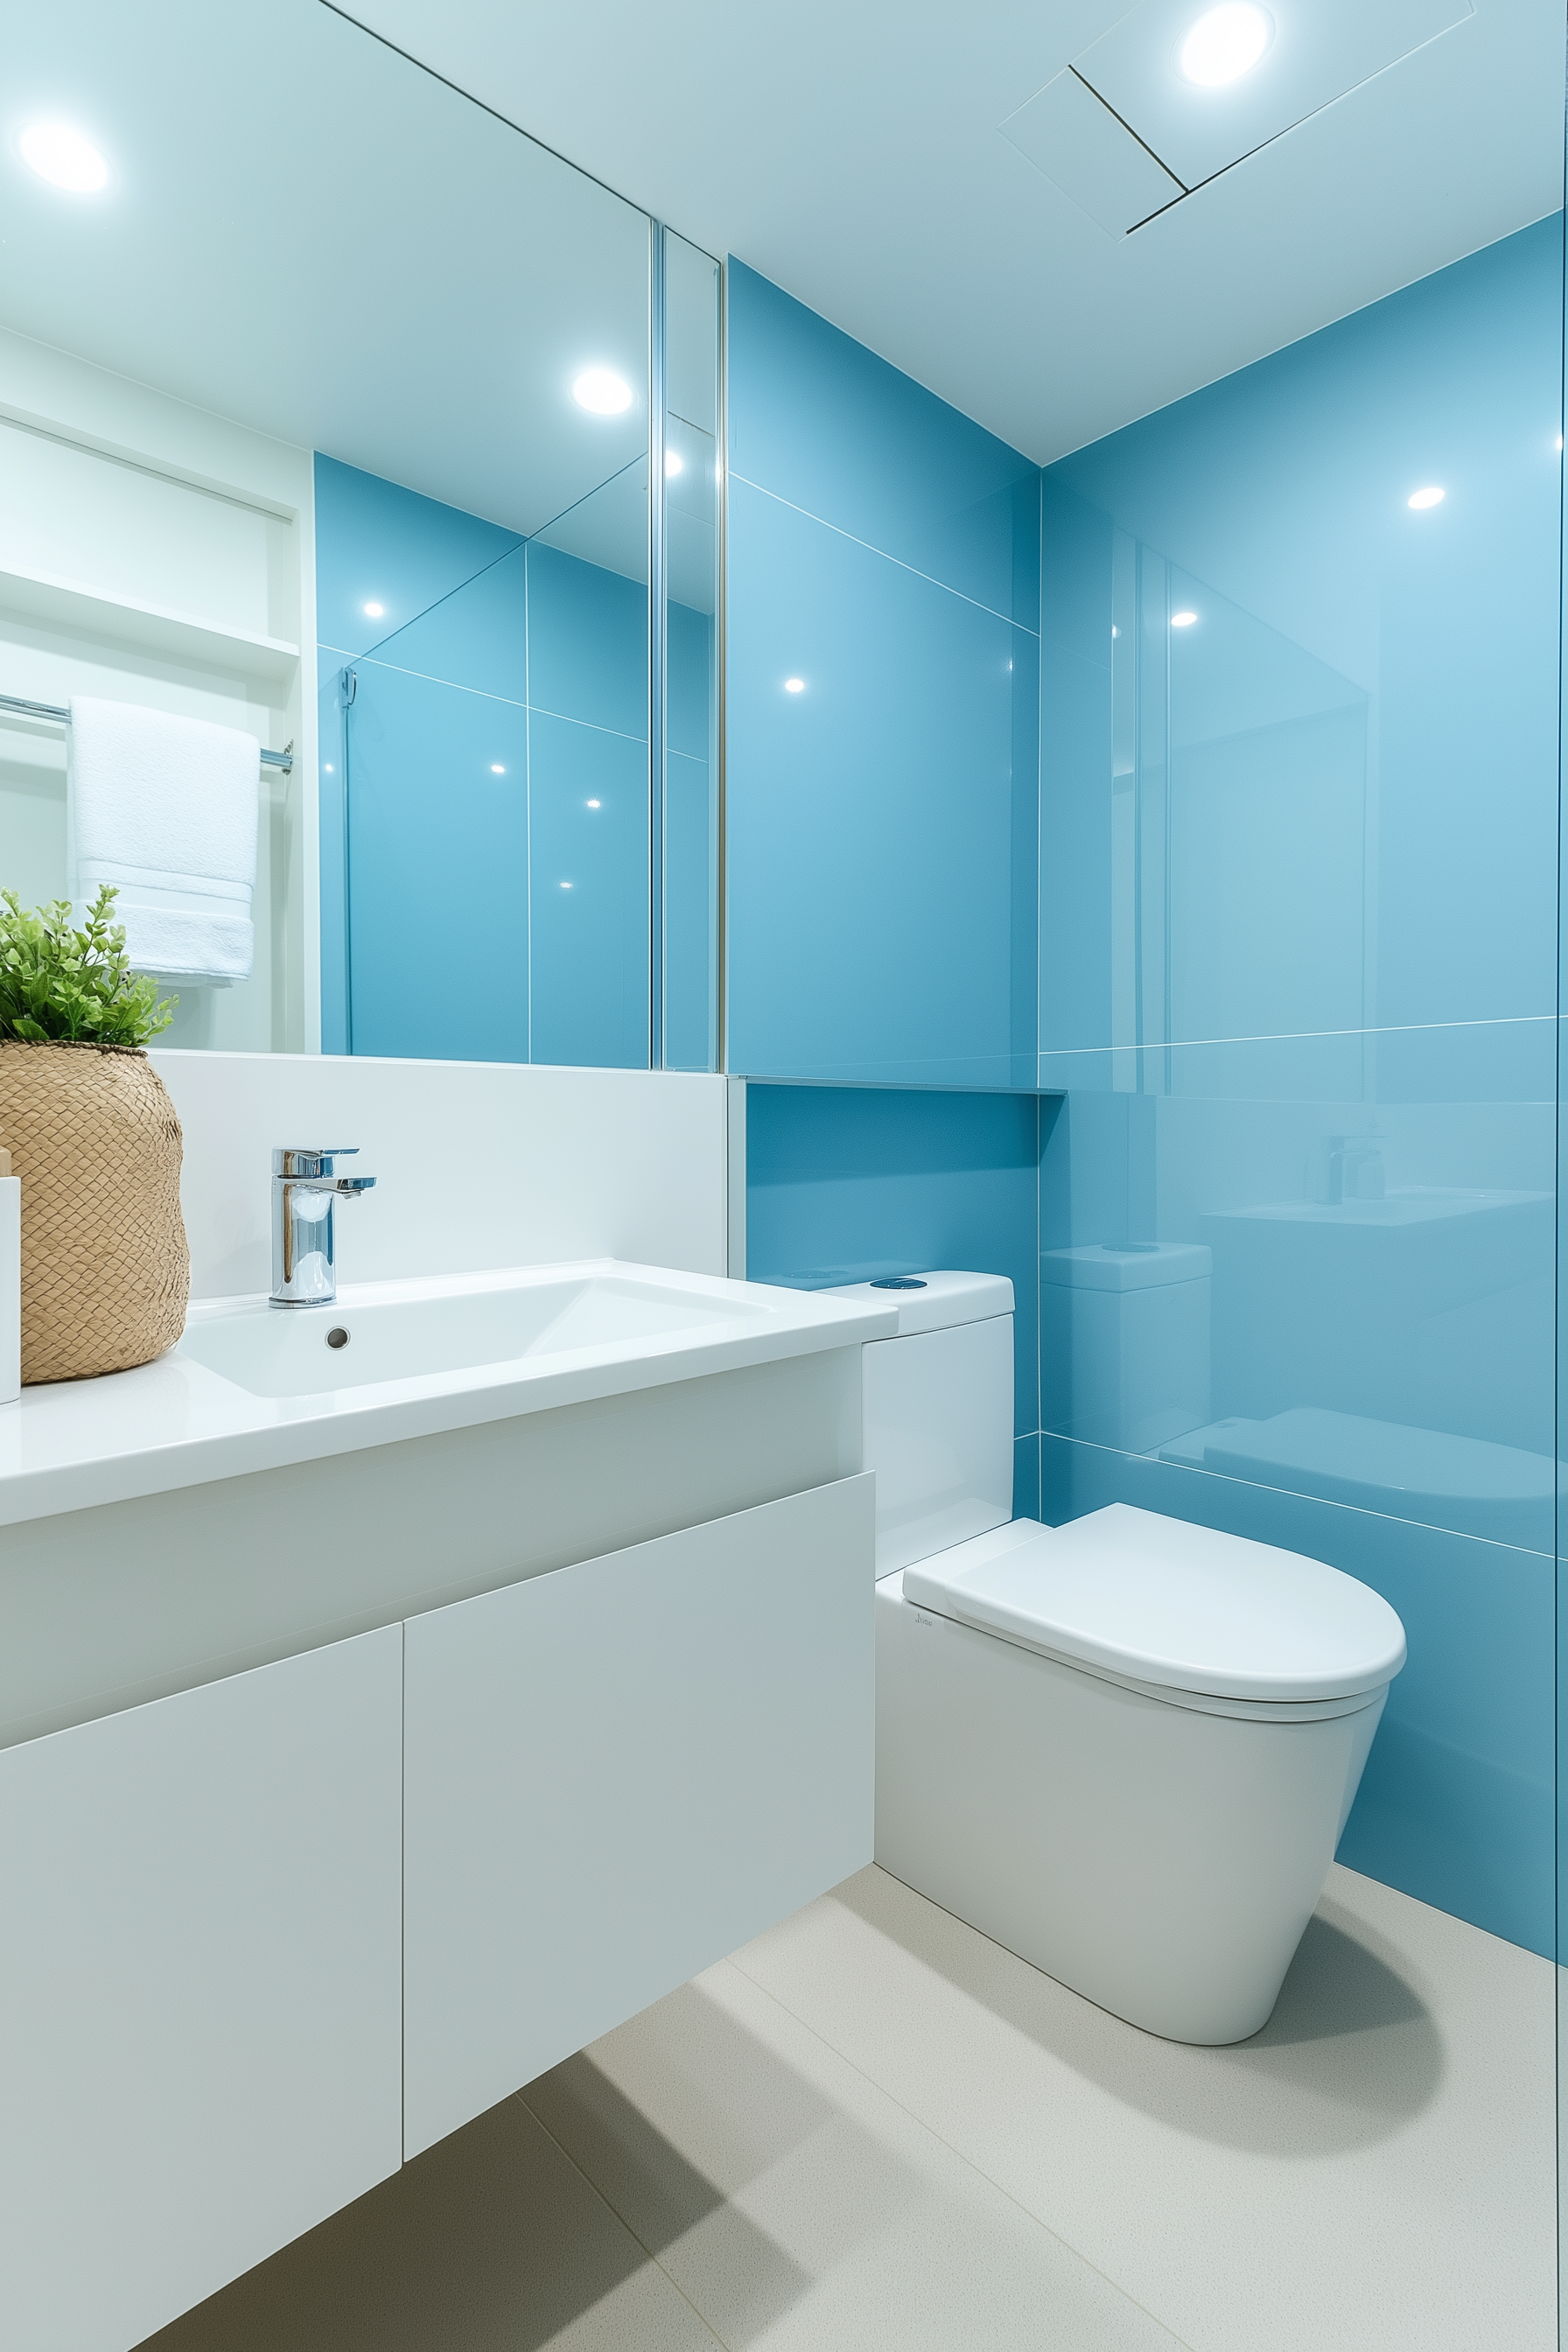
[66,696,260,987]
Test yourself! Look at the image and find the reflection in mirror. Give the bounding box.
[1,0,720,1069]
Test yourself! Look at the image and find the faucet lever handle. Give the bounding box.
[273,1145,360,1179]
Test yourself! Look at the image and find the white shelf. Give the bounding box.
[0,563,299,684]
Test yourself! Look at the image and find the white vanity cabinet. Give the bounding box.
[402,1475,875,2158]
[0,1626,404,2352]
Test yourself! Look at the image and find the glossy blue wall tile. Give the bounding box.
[1039,1020,1555,1557]
[371,542,528,704]
[345,662,528,1063]
[528,710,649,1068]
[664,599,717,1069]
[728,480,1038,1085]
[725,264,1040,1088]
[745,1082,1041,1443]
[316,457,652,1067]
[527,544,648,741]
[727,260,1040,627]
[314,453,521,662]
[1041,217,1564,1057]
[1035,216,1564,1958]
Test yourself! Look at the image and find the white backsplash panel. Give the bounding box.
[151,1052,730,1297]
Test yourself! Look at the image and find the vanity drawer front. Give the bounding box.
[0,1626,403,2352]
[402,1472,875,2159]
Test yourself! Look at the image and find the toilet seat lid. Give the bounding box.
[900,1504,1407,1703]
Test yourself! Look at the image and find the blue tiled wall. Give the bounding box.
[1039,217,1564,1957]
[724,262,1040,1088]
[731,224,1562,1959]
[314,453,650,1066]
[745,1082,1044,1520]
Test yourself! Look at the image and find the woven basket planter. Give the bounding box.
[0,1040,190,1383]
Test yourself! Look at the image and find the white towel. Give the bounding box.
[66,696,259,987]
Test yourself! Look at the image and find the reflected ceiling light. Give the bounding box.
[489,763,506,774]
[20,122,108,191]
[363,600,384,617]
[664,451,683,478]
[586,797,601,808]
[1407,486,1444,510]
[572,368,633,415]
[1170,610,1198,627]
[1178,4,1272,87]
[784,676,806,692]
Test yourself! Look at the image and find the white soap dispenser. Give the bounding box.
[0,1147,18,1404]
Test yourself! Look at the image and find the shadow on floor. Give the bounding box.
[837,1868,1444,2159]
[136,2094,676,2352]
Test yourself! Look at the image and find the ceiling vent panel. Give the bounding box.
[1074,0,1475,195]
[1000,67,1183,235]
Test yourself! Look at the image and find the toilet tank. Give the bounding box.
[824,1272,1014,1576]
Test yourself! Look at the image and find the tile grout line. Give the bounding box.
[1040,1011,1556,1056]
[341,651,650,746]
[1046,1426,1556,1558]
[730,471,1040,636]
[513,2090,736,2352]
[716,1954,1203,2352]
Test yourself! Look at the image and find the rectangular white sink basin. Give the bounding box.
[0,1259,898,1530]
[178,1270,758,1399]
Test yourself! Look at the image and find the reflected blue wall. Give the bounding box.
[745,1082,1044,1520]
[314,453,650,1066]
[1039,217,1564,1956]
[725,262,1040,1088]
[665,598,718,1069]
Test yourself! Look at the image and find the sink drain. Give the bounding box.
[326,1326,350,1350]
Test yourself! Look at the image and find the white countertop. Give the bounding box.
[0,1261,895,1529]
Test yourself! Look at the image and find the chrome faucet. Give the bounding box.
[270,1147,375,1306]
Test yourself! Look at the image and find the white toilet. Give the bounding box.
[827,1270,1408,2046]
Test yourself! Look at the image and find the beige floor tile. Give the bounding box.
[525,1961,1186,2351]
[136,2090,719,2352]
[727,1861,1555,2352]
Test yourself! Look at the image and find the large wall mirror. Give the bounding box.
[1,0,720,1069]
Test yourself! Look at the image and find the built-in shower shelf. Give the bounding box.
[0,562,299,683]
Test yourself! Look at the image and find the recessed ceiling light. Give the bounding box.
[1171,610,1198,627]
[1407,486,1445,510]
[490,763,506,774]
[1178,4,1272,88]
[20,122,108,192]
[586,798,601,808]
[665,451,683,478]
[573,368,633,415]
[784,676,806,693]
[363,600,384,618]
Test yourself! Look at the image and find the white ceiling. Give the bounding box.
[0,0,652,543]
[343,0,1564,465]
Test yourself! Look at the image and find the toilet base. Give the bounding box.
[875,1568,1385,2045]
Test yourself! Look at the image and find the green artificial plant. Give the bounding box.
[0,886,177,1047]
